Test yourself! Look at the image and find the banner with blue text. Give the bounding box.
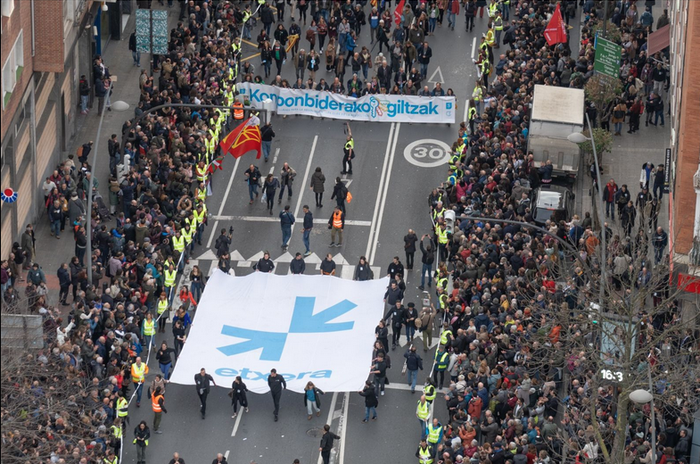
[169,270,388,393]
[238,82,456,124]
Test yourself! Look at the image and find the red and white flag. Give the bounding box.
[543,4,567,46]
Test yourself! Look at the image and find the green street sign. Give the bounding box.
[594,37,621,79]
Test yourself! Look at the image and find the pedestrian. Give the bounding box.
[330,177,348,214]
[291,252,306,274]
[416,395,430,439]
[652,227,668,264]
[151,386,167,433]
[319,424,341,464]
[261,122,275,162]
[57,263,70,305]
[142,312,156,352]
[371,352,388,396]
[21,224,35,267]
[129,31,141,66]
[341,125,355,175]
[433,344,449,389]
[131,356,149,407]
[639,162,655,190]
[194,368,217,419]
[603,179,618,220]
[652,164,665,201]
[418,302,436,352]
[169,452,186,464]
[262,174,280,214]
[621,200,637,237]
[375,320,389,353]
[279,162,297,203]
[416,438,433,463]
[615,184,631,218]
[611,99,627,136]
[245,164,262,205]
[310,167,326,208]
[230,375,249,418]
[255,251,275,273]
[426,417,444,457]
[49,200,63,239]
[303,381,325,420]
[404,344,424,393]
[302,205,313,256]
[79,75,90,114]
[404,230,418,270]
[156,342,176,379]
[384,300,405,350]
[354,256,374,281]
[387,256,405,281]
[417,41,433,80]
[212,453,228,464]
[328,206,345,248]
[279,205,295,250]
[134,421,150,464]
[320,253,337,276]
[268,368,287,421]
[418,235,435,290]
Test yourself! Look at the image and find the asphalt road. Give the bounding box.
[122,6,585,464]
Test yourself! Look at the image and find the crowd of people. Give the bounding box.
[1,1,697,464]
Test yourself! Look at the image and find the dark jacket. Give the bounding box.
[268,374,286,394]
[420,242,435,265]
[256,258,275,273]
[359,385,379,407]
[231,380,248,405]
[57,267,71,287]
[290,257,306,274]
[303,386,325,407]
[354,262,373,281]
[320,430,340,451]
[404,233,418,253]
[404,350,423,371]
[310,171,326,193]
[261,124,275,142]
[303,211,313,230]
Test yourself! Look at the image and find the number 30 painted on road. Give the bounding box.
[403,139,452,168]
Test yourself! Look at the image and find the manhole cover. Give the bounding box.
[306,427,324,438]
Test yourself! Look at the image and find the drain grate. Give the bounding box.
[306,427,324,438]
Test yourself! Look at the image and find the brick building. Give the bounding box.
[1,0,131,259]
[667,0,700,312]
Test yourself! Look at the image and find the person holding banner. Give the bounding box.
[268,368,287,422]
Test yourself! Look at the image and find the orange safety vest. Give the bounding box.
[233,101,244,120]
[151,393,163,412]
[332,211,343,229]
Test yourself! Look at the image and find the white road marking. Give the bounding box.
[210,215,371,226]
[227,406,248,437]
[338,392,350,464]
[207,156,242,248]
[225,450,230,459]
[427,66,444,84]
[365,123,396,262]
[272,147,280,164]
[269,165,275,174]
[471,36,477,58]
[340,265,355,280]
[463,98,470,124]
[370,123,401,264]
[294,135,318,219]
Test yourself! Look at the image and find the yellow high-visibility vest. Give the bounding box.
[488,2,498,17]
[111,424,123,439]
[183,227,193,245]
[494,16,503,31]
[440,330,452,345]
[193,209,205,226]
[172,236,185,252]
[157,299,169,315]
[427,423,442,444]
[424,384,436,402]
[116,397,129,417]
[143,319,156,336]
[131,363,147,383]
[164,269,177,288]
[437,228,449,245]
[418,446,433,464]
[416,400,430,420]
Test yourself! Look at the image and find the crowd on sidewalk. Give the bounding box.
[1,1,697,464]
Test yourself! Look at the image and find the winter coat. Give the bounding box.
[310,171,326,193]
[231,380,248,405]
[304,386,325,408]
[359,385,379,407]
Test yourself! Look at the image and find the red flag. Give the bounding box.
[219,117,262,159]
[394,0,405,26]
[543,4,567,46]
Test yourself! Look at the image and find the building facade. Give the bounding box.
[668,0,700,311]
[1,0,130,259]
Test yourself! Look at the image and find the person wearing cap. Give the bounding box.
[404,302,419,344]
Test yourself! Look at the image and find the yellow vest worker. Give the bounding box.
[172,235,185,253]
[423,383,436,402]
[416,400,430,420]
[143,319,156,336]
[157,298,169,316]
[116,397,129,418]
[164,269,177,289]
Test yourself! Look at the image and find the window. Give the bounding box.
[1,0,14,18]
[2,30,23,109]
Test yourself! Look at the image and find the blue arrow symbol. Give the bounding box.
[217,326,287,361]
[289,297,357,333]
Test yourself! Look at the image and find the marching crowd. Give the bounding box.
[1,1,698,464]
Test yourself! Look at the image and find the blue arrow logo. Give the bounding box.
[217,326,287,361]
[217,297,357,361]
[289,297,356,333]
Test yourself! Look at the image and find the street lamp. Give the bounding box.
[568,112,606,309]
[86,92,130,284]
[629,388,656,464]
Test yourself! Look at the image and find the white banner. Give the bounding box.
[238,82,456,124]
[169,270,389,394]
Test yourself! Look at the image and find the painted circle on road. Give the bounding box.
[403,139,452,168]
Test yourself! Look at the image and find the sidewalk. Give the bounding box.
[581,118,671,237]
[16,6,181,305]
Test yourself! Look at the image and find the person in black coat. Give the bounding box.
[268,368,287,421]
[403,229,418,270]
[386,256,405,280]
[319,424,341,464]
[230,376,248,418]
[129,32,140,66]
[57,263,71,305]
[359,380,379,421]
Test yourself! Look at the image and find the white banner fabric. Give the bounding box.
[169,270,389,394]
[238,82,456,124]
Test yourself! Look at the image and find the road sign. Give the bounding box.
[594,37,621,79]
[403,139,452,168]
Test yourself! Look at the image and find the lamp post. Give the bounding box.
[629,382,656,464]
[568,112,606,309]
[86,91,129,284]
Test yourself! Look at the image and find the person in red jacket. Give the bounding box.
[603,179,618,220]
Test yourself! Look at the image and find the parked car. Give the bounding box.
[532,184,575,226]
